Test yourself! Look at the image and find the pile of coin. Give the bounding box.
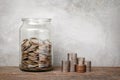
[20,37,52,71]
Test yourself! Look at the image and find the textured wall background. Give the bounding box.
[0,0,120,66]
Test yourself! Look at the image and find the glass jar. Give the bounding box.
[19,18,53,71]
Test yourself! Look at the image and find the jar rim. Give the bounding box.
[22,18,51,22]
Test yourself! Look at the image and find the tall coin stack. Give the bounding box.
[68,53,77,72]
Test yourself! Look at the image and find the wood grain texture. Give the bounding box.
[0,67,120,80]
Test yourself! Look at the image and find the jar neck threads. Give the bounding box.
[22,18,51,25]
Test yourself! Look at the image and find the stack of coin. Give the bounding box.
[61,60,70,72]
[85,61,91,72]
[76,65,86,73]
[68,53,77,72]
[76,57,86,73]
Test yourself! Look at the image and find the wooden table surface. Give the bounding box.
[0,67,120,80]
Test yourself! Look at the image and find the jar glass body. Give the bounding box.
[19,18,53,71]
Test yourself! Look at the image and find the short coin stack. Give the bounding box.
[61,53,92,73]
[76,57,86,73]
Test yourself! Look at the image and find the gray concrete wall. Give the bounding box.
[0,0,120,66]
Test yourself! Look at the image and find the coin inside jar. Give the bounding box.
[20,37,52,71]
[21,39,31,51]
[30,37,39,45]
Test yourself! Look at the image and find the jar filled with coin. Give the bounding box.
[19,18,53,71]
